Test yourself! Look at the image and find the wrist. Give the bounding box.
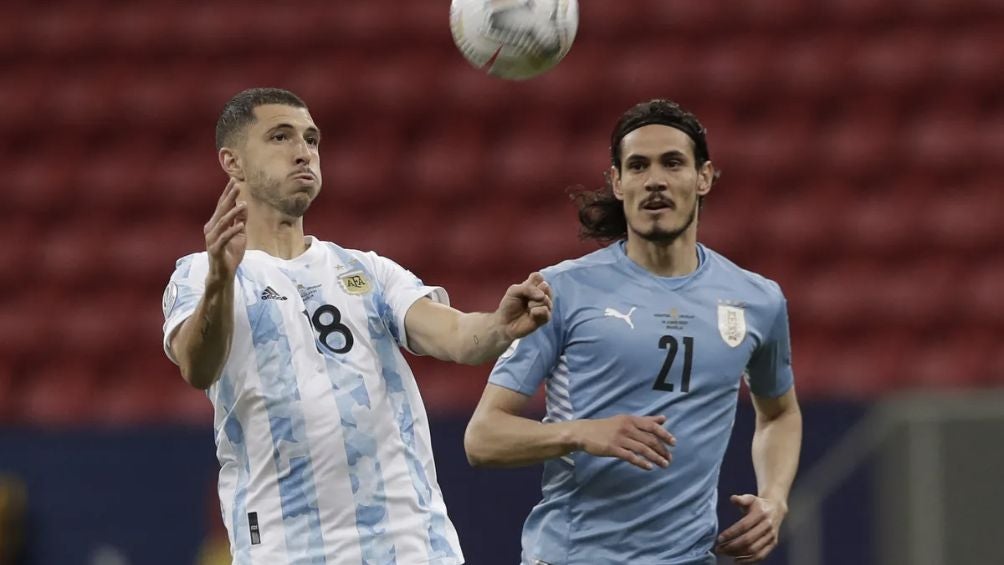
[555,420,585,453]
[204,273,234,294]
[758,492,789,514]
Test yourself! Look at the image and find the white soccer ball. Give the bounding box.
[450,0,579,81]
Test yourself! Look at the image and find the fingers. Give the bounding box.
[731,494,757,508]
[639,416,676,446]
[717,517,771,556]
[205,179,240,234]
[626,425,670,460]
[717,512,761,548]
[529,304,551,325]
[734,527,778,563]
[621,437,669,469]
[207,221,246,255]
[205,201,248,247]
[612,447,658,471]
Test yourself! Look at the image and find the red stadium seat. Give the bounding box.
[38,222,111,288]
[17,362,99,425]
[960,264,1004,328]
[835,183,927,257]
[95,361,178,424]
[487,119,575,200]
[409,124,487,202]
[850,32,939,94]
[916,179,1002,251]
[821,0,900,24]
[939,28,1004,91]
[772,34,854,100]
[907,333,999,388]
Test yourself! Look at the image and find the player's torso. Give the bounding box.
[558,271,764,419]
[527,257,775,562]
[212,246,456,563]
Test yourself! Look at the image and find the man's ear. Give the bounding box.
[697,161,715,197]
[611,166,624,201]
[219,147,245,181]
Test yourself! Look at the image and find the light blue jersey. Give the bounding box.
[162,237,463,564]
[489,241,794,565]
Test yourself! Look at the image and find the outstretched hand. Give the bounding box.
[205,178,248,284]
[716,494,787,563]
[495,272,553,339]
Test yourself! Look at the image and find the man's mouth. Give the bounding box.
[642,199,674,211]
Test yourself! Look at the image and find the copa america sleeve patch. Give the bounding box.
[162,281,179,318]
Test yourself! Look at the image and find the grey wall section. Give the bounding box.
[878,418,1004,565]
[0,400,867,565]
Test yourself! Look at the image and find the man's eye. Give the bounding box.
[272,133,287,141]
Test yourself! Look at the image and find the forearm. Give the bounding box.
[752,406,802,505]
[174,278,236,389]
[465,410,580,467]
[449,311,512,365]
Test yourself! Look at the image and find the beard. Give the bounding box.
[634,198,698,244]
[246,168,314,218]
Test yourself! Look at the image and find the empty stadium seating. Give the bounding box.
[1,0,1001,424]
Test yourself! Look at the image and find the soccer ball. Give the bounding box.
[450,0,579,81]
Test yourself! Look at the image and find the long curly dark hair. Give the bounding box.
[574,99,717,242]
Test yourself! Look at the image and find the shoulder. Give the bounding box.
[171,252,209,277]
[702,246,785,304]
[311,240,386,269]
[540,244,620,287]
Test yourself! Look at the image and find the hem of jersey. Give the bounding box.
[162,308,197,365]
[397,286,449,355]
[486,376,537,398]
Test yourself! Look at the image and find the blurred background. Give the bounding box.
[1,0,1002,564]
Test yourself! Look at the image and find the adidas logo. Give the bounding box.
[261,286,288,301]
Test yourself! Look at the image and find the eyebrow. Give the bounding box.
[267,123,322,140]
[625,149,688,161]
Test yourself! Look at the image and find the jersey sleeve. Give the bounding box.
[487,276,563,397]
[161,253,210,365]
[745,293,795,398]
[368,253,448,353]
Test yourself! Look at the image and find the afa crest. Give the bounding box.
[339,272,372,295]
[717,304,746,347]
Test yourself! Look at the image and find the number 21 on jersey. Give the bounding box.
[653,335,694,392]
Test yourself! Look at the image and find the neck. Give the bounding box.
[244,203,308,260]
[623,227,699,277]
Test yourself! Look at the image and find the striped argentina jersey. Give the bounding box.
[489,241,794,565]
[162,236,463,564]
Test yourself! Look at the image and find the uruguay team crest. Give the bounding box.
[717,304,746,347]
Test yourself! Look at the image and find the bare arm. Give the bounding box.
[717,387,802,562]
[169,179,248,390]
[751,387,802,506]
[464,384,676,470]
[405,274,552,365]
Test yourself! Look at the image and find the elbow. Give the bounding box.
[463,419,495,468]
[179,362,216,390]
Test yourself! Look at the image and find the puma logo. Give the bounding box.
[603,307,636,329]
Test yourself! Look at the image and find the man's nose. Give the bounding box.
[644,174,668,191]
[293,139,312,165]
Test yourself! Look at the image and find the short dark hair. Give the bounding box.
[575,99,718,242]
[215,87,308,150]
